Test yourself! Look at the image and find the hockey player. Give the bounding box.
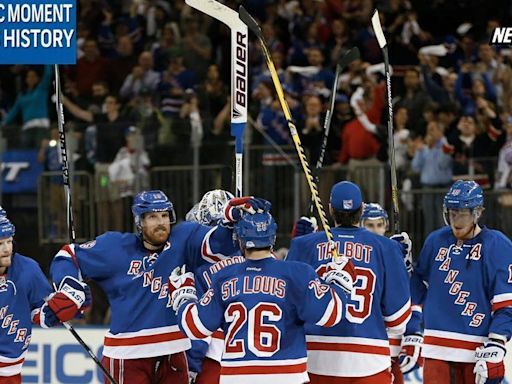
[404,180,512,384]
[0,215,82,383]
[287,181,411,383]
[185,189,237,384]
[50,190,266,384]
[169,210,353,384]
[359,203,422,383]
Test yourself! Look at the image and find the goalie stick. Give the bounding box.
[54,65,119,384]
[185,0,247,197]
[371,10,401,233]
[239,6,342,261]
[309,47,361,214]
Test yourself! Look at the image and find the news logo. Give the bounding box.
[490,27,512,45]
[0,0,76,64]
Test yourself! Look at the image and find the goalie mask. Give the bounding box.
[132,190,176,234]
[186,189,234,226]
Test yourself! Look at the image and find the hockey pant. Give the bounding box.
[308,369,392,383]
[195,357,221,384]
[423,358,475,384]
[102,352,188,384]
[0,374,21,384]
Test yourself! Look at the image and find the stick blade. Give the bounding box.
[239,6,261,37]
[338,47,361,69]
[371,10,387,49]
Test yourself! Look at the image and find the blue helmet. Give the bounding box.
[132,190,177,230]
[0,217,15,239]
[443,180,483,210]
[360,203,388,226]
[234,212,277,249]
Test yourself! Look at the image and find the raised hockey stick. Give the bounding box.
[371,10,400,233]
[239,6,341,261]
[308,47,361,214]
[54,65,119,384]
[185,0,248,197]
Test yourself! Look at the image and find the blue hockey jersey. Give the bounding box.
[411,226,512,362]
[177,256,346,384]
[50,222,236,359]
[0,254,52,376]
[287,227,411,377]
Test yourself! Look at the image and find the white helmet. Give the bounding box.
[186,189,234,226]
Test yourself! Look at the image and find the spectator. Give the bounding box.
[196,64,228,131]
[71,39,109,98]
[411,120,453,236]
[393,106,411,174]
[455,62,497,115]
[396,67,432,134]
[108,36,138,93]
[181,17,212,81]
[2,65,52,149]
[337,75,386,201]
[108,126,150,232]
[152,23,183,71]
[299,94,324,166]
[119,51,160,101]
[158,55,198,119]
[419,53,458,107]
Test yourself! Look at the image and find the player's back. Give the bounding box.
[183,256,344,384]
[287,227,411,377]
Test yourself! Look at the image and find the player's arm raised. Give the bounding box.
[297,265,347,328]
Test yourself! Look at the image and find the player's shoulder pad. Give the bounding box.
[79,231,138,250]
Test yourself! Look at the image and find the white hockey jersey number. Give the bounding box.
[346,267,376,324]
[224,302,282,358]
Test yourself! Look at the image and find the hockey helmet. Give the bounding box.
[0,217,15,239]
[234,212,277,249]
[360,203,388,226]
[443,180,484,225]
[132,190,176,230]
[187,189,234,226]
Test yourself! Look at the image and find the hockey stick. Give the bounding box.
[308,47,361,214]
[185,0,248,197]
[371,10,400,233]
[239,6,340,261]
[54,65,119,384]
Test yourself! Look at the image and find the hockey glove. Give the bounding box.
[398,334,424,374]
[474,341,506,384]
[291,216,318,239]
[31,305,59,328]
[390,232,413,274]
[168,265,197,312]
[222,197,272,223]
[46,276,91,323]
[320,257,356,294]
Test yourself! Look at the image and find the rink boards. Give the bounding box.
[19,327,512,383]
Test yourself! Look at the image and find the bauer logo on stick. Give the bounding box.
[0,0,76,64]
